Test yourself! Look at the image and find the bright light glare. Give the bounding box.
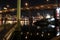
[56,32,60,36]
[25,3,28,6]
[6,21,13,24]
[4,7,7,10]
[0,11,2,13]
[56,8,60,14]
[50,18,55,21]
[37,33,39,35]
[25,36,27,39]
[46,14,50,18]
[48,25,55,28]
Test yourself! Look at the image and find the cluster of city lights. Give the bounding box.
[0,8,16,13]
[22,4,59,10]
[20,31,51,39]
[0,3,59,13]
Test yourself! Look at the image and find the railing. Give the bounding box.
[3,24,17,40]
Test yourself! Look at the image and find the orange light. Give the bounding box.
[10,8,15,12]
[35,6,40,9]
[47,6,50,8]
[7,5,10,7]
[54,4,58,7]
[46,0,49,2]
[0,11,2,13]
[26,7,30,10]
[4,7,7,10]
[40,5,44,8]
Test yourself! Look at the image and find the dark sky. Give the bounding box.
[0,0,60,16]
[21,0,60,16]
[0,0,60,8]
[0,0,17,8]
[21,0,60,7]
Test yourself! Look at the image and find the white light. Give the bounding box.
[7,5,10,7]
[56,8,60,18]
[56,32,60,36]
[51,25,55,28]
[48,25,55,28]
[27,32,29,34]
[21,32,23,35]
[25,36,27,39]
[50,18,55,21]
[41,34,43,37]
[48,33,50,36]
[37,26,40,29]
[4,7,7,10]
[56,8,60,13]
[25,3,28,6]
[46,0,49,1]
[37,33,39,35]
[6,21,13,24]
[46,14,50,18]
[0,11,2,13]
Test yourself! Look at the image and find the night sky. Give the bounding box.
[0,0,60,16]
[0,0,17,8]
[21,0,59,16]
[0,0,60,8]
[21,0,60,7]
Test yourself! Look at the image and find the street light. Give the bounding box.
[25,2,29,10]
[25,3,28,6]
[6,5,10,8]
[3,7,7,10]
[46,0,49,2]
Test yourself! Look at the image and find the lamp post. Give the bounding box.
[16,0,21,31]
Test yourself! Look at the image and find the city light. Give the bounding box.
[21,32,23,35]
[27,32,29,34]
[47,6,50,8]
[46,14,51,18]
[25,36,28,39]
[48,33,50,36]
[0,11,2,13]
[56,7,60,19]
[40,5,44,8]
[3,7,7,10]
[46,0,49,2]
[36,32,39,35]
[25,3,28,6]
[35,6,40,9]
[0,0,59,40]
[6,5,10,7]
[26,7,30,10]
[41,34,43,37]
[37,26,40,29]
